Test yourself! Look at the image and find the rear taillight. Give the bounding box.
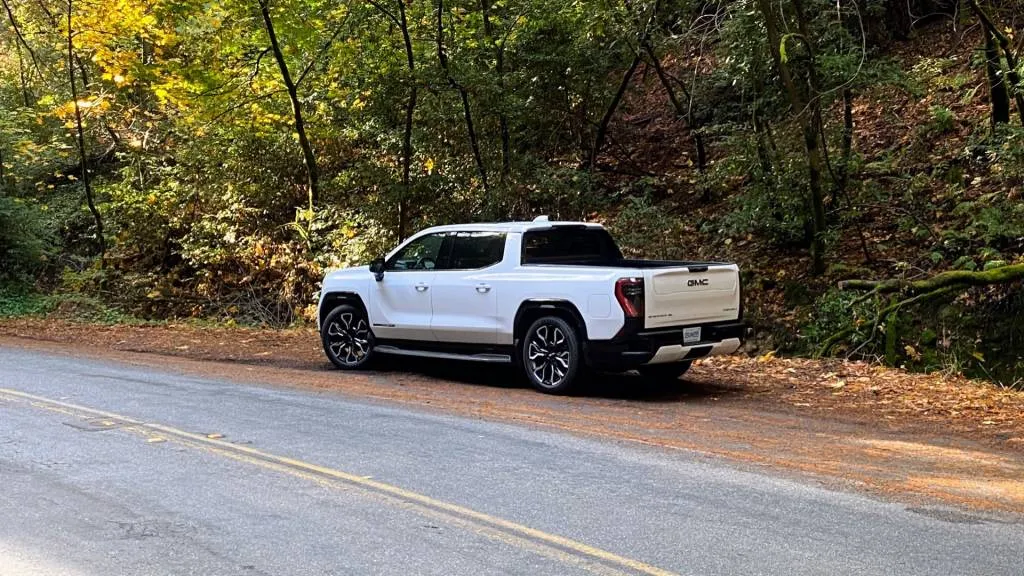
[615,278,644,318]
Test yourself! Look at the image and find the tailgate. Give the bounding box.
[642,264,741,329]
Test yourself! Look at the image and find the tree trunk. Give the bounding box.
[259,0,319,210]
[67,0,105,264]
[968,0,1024,126]
[756,0,826,275]
[792,0,828,274]
[837,89,854,196]
[984,27,1011,126]
[16,44,32,107]
[837,89,872,264]
[752,104,773,176]
[74,53,90,87]
[436,0,488,191]
[398,0,416,241]
[480,0,510,180]
[665,65,709,173]
[803,115,827,276]
[694,129,707,174]
[589,53,642,171]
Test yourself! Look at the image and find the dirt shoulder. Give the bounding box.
[2,318,1023,514]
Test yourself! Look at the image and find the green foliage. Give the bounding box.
[713,130,811,248]
[0,289,57,318]
[0,196,55,283]
[607,194,683,259]
[897,290,1024,389]
[0,285,140,324]
[923,105,956,136]
[800,289,872,354]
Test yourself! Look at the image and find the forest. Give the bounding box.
[0,0,1022,385]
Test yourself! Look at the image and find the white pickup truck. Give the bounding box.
[317,217,746,393]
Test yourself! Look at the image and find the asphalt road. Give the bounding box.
[1,346,1022,576]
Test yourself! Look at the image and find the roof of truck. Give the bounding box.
[418,216,605,235]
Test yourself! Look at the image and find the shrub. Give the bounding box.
[0,288,55,317]
[800,289,873,355]
[0,196,55,283]
[607,195,684,259]
[719,166,810,248]
[923,106,956,136]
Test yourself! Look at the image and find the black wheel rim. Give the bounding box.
[326,312,371,366]
[527,323,571,389]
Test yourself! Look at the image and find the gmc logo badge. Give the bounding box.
[687,278,709,287]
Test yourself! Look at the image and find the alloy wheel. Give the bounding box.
[527,323,572,389]
[326,311,371,367]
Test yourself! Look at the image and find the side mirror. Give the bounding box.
[369,257,385,282]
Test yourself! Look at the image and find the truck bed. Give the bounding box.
[523,259,741,329]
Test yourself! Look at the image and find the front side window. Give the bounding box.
[387,233,446,271]
[446,232,506,270]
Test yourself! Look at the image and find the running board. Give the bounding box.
[373,345,512,364]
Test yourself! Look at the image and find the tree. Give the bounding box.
[479,0,511,181]
[756,0,827,275]
[364,0,418,240]
[258,0,321,212]
[435,0,488,191]
[982,27,1010,126]
[66,0,105,263]
[967,0,1024,126]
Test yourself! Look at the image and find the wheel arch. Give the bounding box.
[319,291,369,329]
[513,300,589,346]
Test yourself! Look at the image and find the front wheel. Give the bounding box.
[521,316,581,394]
[637,361,692,382]
[321,304,375,369]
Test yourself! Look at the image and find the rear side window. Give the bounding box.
[521,227,622,264]
[445,232,506,270]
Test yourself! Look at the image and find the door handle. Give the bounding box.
[475,284,492,293]
[415,283,429,292]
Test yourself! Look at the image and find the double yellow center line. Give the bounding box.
[0,387,680,576]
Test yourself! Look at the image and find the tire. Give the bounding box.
[638,361,692,382]
[521,316,581,394]
[321,304,375,370]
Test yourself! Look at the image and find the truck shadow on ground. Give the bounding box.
[365,357,739,403]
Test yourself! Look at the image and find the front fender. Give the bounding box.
[317,268,373,329]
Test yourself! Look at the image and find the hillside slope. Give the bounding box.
[597,21,1023,385]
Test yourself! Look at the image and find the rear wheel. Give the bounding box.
[321,304,375,369]
[637,361,692,382]
[522,316,580,394]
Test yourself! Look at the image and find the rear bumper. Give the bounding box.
[584,320,747,370]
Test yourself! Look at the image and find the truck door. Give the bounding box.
[369,232,446,342]
[430,231,505,345]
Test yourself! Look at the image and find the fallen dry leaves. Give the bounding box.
[692,354,1024,445]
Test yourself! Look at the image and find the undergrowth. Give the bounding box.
[0,286,148,325]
